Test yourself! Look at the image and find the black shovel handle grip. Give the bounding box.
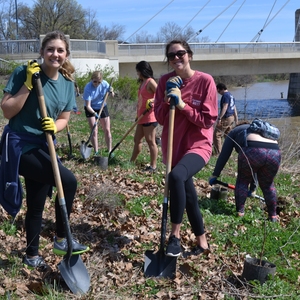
[214,179,235,190]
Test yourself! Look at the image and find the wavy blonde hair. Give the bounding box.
[40,31,75,81]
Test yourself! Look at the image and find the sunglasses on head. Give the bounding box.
[167,50,187,61]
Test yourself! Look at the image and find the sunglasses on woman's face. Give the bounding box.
[167,50,187,61]
[93,80,102,84]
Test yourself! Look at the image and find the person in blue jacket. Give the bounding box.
[0,30,89,270]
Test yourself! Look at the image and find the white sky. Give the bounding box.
[25,0,299,43]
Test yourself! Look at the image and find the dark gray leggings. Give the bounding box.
[168,153,206,236]
[19,148,77,256]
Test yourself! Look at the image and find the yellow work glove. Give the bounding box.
[40,117,57,134]
[24,60,41,91]
[166,76,183,90]
[167,87,185,110]
[146,98,154,111]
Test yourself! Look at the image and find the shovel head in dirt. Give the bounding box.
[58,254,90,295]
[80,141,93,159]
[144,249,177,279]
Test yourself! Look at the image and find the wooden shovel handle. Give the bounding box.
[34,74,65,204]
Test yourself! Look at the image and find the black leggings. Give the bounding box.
[19,148,77,256]
[168,153,206,236]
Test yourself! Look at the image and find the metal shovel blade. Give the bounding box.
[80,141,93,159]
[144,249,177,279]
[94,156,108,170]
[58,254,90,295]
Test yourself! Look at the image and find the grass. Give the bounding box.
[0,88,300,299]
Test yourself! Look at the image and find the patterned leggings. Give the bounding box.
[235,147,281,217]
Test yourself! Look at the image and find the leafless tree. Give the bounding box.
[0,0,125,40]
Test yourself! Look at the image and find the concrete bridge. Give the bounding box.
[1,39,300,79]
[1,38,300,98]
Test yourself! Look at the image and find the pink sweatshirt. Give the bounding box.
[154,70,218,166]
[137,78,157,124]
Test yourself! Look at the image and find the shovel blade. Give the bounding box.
[80,141,92,159]
[94,156,108,170]
[144,249,177,279]
[58,254,90,295]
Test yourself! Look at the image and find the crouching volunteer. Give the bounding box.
[209,119,281,222]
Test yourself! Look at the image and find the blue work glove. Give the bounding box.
[94,112,99,119]
[166,76,183,90]
[167,87,185,110]
[24,60,41,91]
[209,176,218,186]
[40,117,57,134]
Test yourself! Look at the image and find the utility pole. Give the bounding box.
[15,0,18,39]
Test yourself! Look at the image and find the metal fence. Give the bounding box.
[0,40,299,56]
[0,39,106,55]
[118,42,300,56]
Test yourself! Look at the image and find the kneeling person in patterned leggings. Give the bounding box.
[209,121,281,222]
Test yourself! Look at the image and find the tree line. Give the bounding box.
[0,0,208,43]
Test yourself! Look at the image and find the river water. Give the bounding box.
[221,81,300,119]
[221,81,300,146]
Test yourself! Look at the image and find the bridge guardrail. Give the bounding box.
[0,40,299,56]
[118,42,300,56]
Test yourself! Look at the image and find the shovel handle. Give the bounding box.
[109,108,149,158]
[214,179,235,190]
[213,179,265,202]
[34,73,73,257]
[160,98,175,250]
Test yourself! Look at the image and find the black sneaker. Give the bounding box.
[165,235,181,257]
[53,236,90,256]
[22,255,48,271]
[143,166,156,173]
[191,244,211,256]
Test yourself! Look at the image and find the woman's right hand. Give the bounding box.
[24,60,41,91]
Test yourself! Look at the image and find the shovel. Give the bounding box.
[144,99,177,279]
[80,78,114,160]
[34,74,90,295]
[212,179,265,203]
[66,124,74,160]
[108,108,150,160]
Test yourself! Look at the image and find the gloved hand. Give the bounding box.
[94,112,99,119]
[40,117,57,134]
[24,60,41,91]
[209,176,218,186]
[146,99,154,110]
[166,76,183,90]
[167,87,185,110]
[109,86,114,93]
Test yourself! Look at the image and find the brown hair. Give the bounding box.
[91,71,103,80]
[40,30,74,81]
[165,40,193,63]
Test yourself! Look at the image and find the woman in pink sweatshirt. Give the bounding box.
[154,40,218,257]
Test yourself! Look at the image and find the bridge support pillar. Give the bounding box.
[288,9,300,100]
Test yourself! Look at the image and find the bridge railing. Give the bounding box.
[0,40,299,56]
[118,42,300,56]
[0,39,106,55]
